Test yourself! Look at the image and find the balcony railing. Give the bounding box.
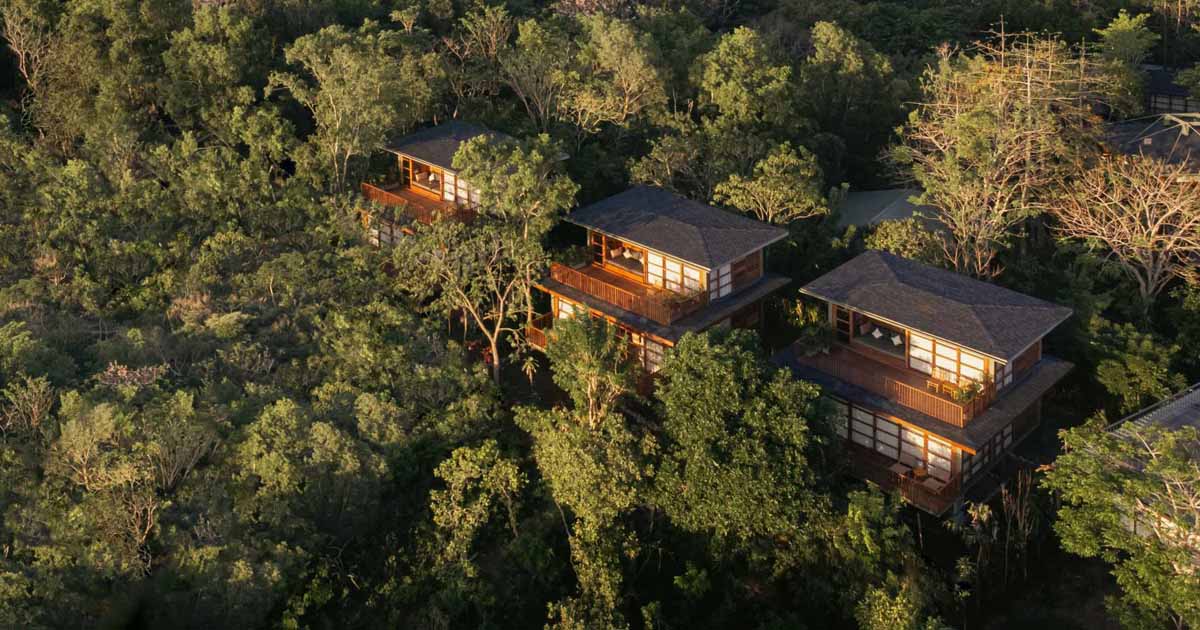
[360,182,476,225]
[548,263,705,325]
[797,345,994,427]
[526,313,554,350]
[848,445,961,515]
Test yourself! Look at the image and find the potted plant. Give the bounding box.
[951,381,983,404]
[791,302,834,356]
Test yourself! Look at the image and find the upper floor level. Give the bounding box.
[796,251,1073,427]
[361,122,506,236]
[546,186,789,326]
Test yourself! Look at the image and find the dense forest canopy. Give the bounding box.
[0,0,1197,628]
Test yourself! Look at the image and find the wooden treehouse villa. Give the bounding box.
[360,121,506,245]
[776,251,1074,515]
[528,185,791,379]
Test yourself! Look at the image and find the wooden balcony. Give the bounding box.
[848,444,961,515]
[360,182,476,225]
[548,263,706,325]
[796,344,994,427]
[526,313,554,350]
[526,312,658,395]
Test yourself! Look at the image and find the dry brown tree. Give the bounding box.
[893,32,1122,279]
[1053,154,1200,310]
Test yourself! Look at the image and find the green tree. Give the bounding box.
[713,142,830,225]
[795,21,905,184]
[560,13,667,143]
[1088,316,1186,415]
[430,440,526,574]
[695,27,792,129]
[452,133,578,324]
[653,329,828,551]
[393,219,543,384]
[544,317,638,428]
[892,33,1118,278]
[269,20,440,192]
[1095,10,1160,67]
[1044,418,1200,630]
[864,218,944,266]
[500,18,572,132]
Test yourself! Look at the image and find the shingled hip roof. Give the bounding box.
[383,121,507,171]
[800,251,1072,361]
[566,186,789,270]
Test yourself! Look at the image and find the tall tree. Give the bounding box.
[695,26,793,130]
[452,133,577,324]
[795,21,905,184]
[499,19,572,133]
[713,142,830,225]
[1053,155,1200,310]
[543,317,638,429]
[269,20,440,192]
[162,4,271,144]
[559,14,667,144]
[652,329,829,554]
[891,33,1119,278]
[393,219,543,384]
[1044,418,1200,630]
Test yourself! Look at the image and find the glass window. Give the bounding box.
[709,264,731,300]
[557,298,582,319]
[644,339,665,373]
[961,352,985,370]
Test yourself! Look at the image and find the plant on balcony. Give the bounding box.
[555,245,592,269]
[951,380,983,404]
[790,302,833,356]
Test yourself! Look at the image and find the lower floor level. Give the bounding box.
[831,396,1043,515]
[528,290,764,375]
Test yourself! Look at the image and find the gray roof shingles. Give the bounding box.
[800,251,1073,361]
[1123,382,1200,432]
[383,121,506,171]
[566,186,789,270]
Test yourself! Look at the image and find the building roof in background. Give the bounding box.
[383,121,507,171]
[1119,383,1200,432]
[566,186,789,270]
[800,251,1073,361]
[1142,64,1190,97]
[1106,114,1200,168]
[836,188,931,228]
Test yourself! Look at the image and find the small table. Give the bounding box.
[888,462,911,477]
[922,477,947,493]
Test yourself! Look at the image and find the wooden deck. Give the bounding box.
[848,444,960,515]
[361,182,476,225]
[526,313,554,350]
[796,343,993,427]
[548,263,706,325]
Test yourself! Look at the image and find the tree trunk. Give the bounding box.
[490,337,502,384]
